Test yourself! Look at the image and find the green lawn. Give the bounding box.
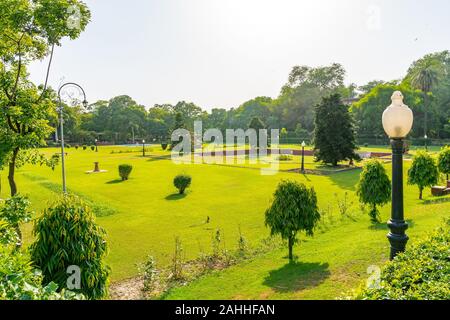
[3,144,449,299]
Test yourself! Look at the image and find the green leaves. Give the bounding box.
[356,160,391,222]
[118,164,133,181]
[408,151,439,199]
[313,94,359,166]
[0,194,32,227]
[174,174,192,195]
[0,246,85,300]
[265,180,320,248]
[437,146,450,176]
[356,220,450,300]
[29,195,110,299]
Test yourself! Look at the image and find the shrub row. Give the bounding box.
[356,219,450,300]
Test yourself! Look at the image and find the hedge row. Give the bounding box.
[356,219,450,300]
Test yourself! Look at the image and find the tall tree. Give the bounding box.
[408,55,441,144]
[313,94,359,166]
[351,83,423,139]
[248,116,266,148]
[0,0,90,196]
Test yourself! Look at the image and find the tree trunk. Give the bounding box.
[288,236,293,262]
[8,148,19,197]
[419,188,423,200]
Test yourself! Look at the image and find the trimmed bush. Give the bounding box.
[119,164,133,181]
[407,151,439,199]
[277,155,293,161]
[161,143,168,150]
[437,146,450,180]
[82,145,87,150]
[174,174,192,194]
[75,145,79,150]
[90,145,95,151]
[356,220,450,300]
[356,160,391,223]
[30,195,110,299]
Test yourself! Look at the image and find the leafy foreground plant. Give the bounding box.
[265,180,320,262]
[30,195,110,299]
[0,247,85,300]
[355,219,450,300]
[1,215,84,300]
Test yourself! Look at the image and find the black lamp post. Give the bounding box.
[58,83,88,194]
[142,139,146,157]
[95,138,98,152]
[382,91,414,260]
[301,141,306,174]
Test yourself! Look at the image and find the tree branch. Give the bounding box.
[6,115,19,133]
[36,43,55,103]
[11,33,25,101]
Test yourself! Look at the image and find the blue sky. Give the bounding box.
[29,0,450,110]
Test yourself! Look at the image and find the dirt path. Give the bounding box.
[109,277,145,300]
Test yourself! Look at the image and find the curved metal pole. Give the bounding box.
[58,83,87,194]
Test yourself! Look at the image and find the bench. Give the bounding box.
[431,186,450,197]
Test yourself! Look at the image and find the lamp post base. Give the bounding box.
[387,219,409,260]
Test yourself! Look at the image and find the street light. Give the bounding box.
[142,139,146,157]
[424,134,428,151]
[95,139,98,152]
[382,91,414,260]
[301,141,306,174]
[58,83,88,194]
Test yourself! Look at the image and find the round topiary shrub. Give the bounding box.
[29,195,110,299]
[75,145,79,150]
[161,143,168,150]
[174,174,192,194]
[82,145,87,150]
[90,145,95,151]
[119,164,133,181]
[277,155,293,161]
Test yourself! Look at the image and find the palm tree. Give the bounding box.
[410,59,440,150]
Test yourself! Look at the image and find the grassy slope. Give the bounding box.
[8,146,359,281]
[4,145,449,299]
[162,153,450,299]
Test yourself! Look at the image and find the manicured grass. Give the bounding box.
[7,146,361,281]
[3,144,449,300]
[163,197,449,300]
